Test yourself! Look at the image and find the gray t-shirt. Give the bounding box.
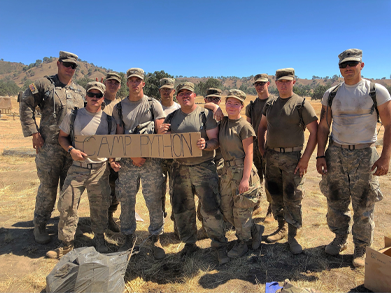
[322,79,391,144]
[166,106,218,165]
[162,102,181,116]
[60,108,116,163]
[112,95,165,134]
[103,98,120,116]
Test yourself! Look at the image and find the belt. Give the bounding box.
[272,146,303,153]
[224,159,244,167]
[73,161,106,169]
[331,141,375,150]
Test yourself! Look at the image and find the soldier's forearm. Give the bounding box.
[317,125,329,156]
[380,124,391,160]
[205,138,219,151]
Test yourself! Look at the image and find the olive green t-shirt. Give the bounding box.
[245,96,272,136]
[166,106,218,165]
[219,116,256,161]
[263,94,317,148]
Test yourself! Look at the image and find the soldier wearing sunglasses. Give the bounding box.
[19,51,85,245]
[317,49,391,267]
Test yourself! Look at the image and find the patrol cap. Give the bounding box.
[126,68,144,80]
[105,72,121,83]
[253,73,269,84]
[205,88,222,98]
[176,82,194,93]
[275,68,295,81]
[338,48,362,64]
[160,78,175,89]
[226,89,246,103]
[59,51,78,64]
[86,81,106,95]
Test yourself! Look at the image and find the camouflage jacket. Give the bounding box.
[19,74,85,144]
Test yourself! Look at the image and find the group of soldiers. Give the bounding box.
[19,48,391,268]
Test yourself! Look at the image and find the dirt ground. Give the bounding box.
[0,97,390,292]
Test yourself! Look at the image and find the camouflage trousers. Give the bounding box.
[108,165,119,213]
[319,145,382,246]
[265,150,304,228]
[57,162,110,243]
[34,143,73,226]
[171,160,227,248]
[220,163,261,241]
[253,144,271,204]
[162,159,174,218]
[117,158,164,236]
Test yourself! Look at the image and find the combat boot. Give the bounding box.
[94,234,109,253]
[151,235,166,260]
[180,243,199,258]
[266,219,287,243]
[46,241,74,259]
[228,240,248,258]
[325,234,348,256]
[33,223,50,244]
[216,247,230,265]
[287,224,302,254]
[108,212,120,233]
[251,224,265,250]
[118,234,136,252]
[352,244,367,268]
[264,204,275,224]
[197,226,208,240]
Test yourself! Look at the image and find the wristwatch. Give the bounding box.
[68,147,74,153]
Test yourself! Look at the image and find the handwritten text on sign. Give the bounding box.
[74,132,202,158]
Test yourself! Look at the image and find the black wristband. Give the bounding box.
[68,147,74,153]
[204,142,208,149]
[316,155,326,159]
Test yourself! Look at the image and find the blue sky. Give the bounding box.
[1,0,390,79]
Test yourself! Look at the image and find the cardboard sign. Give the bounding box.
[74,132,202,159]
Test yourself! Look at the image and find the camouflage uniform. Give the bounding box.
[19,73,85,226]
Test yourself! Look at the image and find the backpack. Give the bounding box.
[69,108,112,144]
[165,108,207,137]
[327,81,379,122]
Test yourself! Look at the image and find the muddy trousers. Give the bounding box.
[108,165,119,213]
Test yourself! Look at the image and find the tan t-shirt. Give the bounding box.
[103,98,120,116]
[60,108,116,163]
[219,116,256,161]
[245,96,272,136]
[263,94,318,148]
[112,95,165,134]
[166,106,218,165]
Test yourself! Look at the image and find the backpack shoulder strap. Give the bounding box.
[369,82,379,122]
[200,109,207,130]
[297,97,306,130]
[116,101,124,128]
[148,97,155,121]
[327,84,341,108]
[106,114,112,134]
[165,109,179,124]
[249,100,255,126]
[69,107,78,144]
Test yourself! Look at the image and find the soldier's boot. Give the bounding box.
[215,247,230,265]
[151,235,166,260]
[228,240,248,258]
[34,223,50,244]
[287,224,302,254]
[94,234,109,253]
[197,224,208,240]
[46,241,74,259]
[352,244,367,268]
[325,234,348,256]
[252,202,262,216]
[263,204,275,224]
[118,234,136,252]
[251,223,265,250]
[108,212,120,233]
[180,243,199,258]
[266,220,287,243]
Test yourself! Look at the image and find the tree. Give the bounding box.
[194,78,222,96]
[311,84,328,100]
[76,76,93,89]
[117,72,129,98]
[144,70,174,100]
[0,79,20,96]
[21,79,33,91]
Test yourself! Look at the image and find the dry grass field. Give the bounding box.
[1,96,390,292]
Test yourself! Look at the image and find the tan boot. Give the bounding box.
[251,224,265,250]
[263,204,275,224]
[287,224,302,254]
[352,244,367,268]
[46,241,74,259]
[94,234,109,253]
[325,234,348,256]
[227,240,248,258]
[108,212,120,233]
[34,223,50,244]
[266,220,287,243]
[151,235,166,260]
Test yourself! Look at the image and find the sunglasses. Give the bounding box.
[254,82,267,87]
[61,62,77,69]
[206,97,221,102]
[339,61,359,69]
[87,92,104,98]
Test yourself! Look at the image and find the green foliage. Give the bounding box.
[238,84,257,95]
[293,84,311,97]
[144,70,174,100]
[76,76,93,89]
[0,79,20,96]
[194,78,222,96]
[268,86,279,96]
[21,79,33,91]
[311,84,329,100]
[117,72,129,98]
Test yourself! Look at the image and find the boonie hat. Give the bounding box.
[226,89,246,103]
[176,82,194,93]
[275,68,295,81]
[105,72,121,83]
[205,88,222,98]
[253,73,269,84]
[160,78,175,89]
[59,51,78,64]
[86,81,106,95]
[126,68,144,80]
[338,49,362,64]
